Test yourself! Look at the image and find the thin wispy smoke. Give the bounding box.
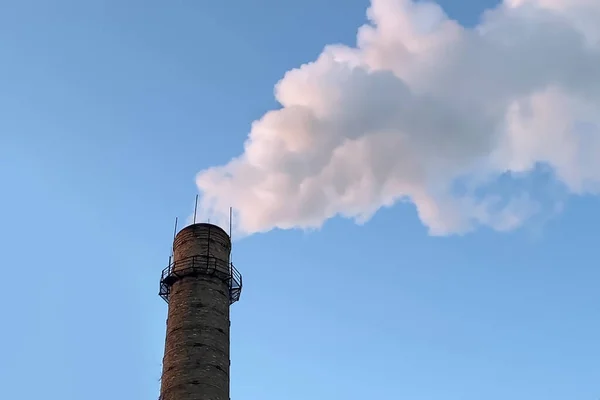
[196,0,600,235]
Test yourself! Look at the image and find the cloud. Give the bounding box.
[196,0,600,236]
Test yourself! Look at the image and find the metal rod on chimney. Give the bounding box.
[193,195,198,224]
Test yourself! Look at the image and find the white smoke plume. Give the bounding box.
[196,0,600,236]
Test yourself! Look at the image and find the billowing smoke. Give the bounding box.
[196,0,600,236]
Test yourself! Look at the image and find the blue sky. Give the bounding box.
[1,1,600,399]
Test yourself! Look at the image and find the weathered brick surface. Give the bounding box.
[160,224,232,400]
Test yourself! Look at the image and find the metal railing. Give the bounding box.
[159,255,242,305]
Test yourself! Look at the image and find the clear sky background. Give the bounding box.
[1,1,600,399]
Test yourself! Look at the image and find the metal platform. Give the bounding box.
[159,255,242,305]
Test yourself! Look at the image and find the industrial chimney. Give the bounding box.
[158,222,242,400]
